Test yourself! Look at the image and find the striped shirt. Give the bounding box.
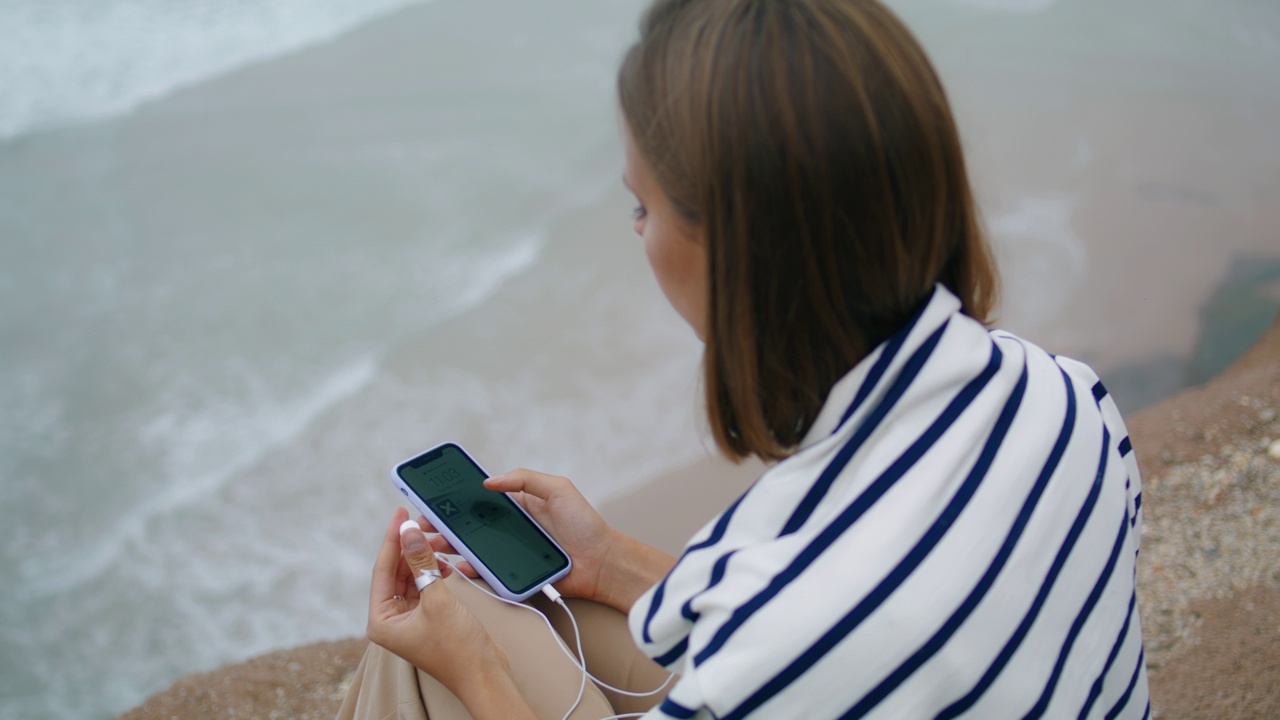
[629,285,1148,719]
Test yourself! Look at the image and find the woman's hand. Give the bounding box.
[484,469,677,613]
[366,507,535,720]
[414,468,676,611]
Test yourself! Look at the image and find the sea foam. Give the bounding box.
[989,195,1087,333]
[15,356,378,599]
[0,0,431,140]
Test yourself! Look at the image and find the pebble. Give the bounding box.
[1261,408,1277,423]
[1138,419,1280,674]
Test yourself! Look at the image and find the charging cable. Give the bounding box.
[434,554,675,720]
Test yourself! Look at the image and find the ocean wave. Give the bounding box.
[989,195,1086,332]
[10,225,546,599]
[14,355,378,598]
[0,0,432,140]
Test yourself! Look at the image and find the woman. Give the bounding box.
[340,0,1149,717]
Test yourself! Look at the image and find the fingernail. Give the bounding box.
[402,528,427,553]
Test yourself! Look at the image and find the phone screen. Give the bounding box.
[397,444,569,595]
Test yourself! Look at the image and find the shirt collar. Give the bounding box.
[797,284,963,451]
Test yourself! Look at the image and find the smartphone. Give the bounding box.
[391,442,572,601]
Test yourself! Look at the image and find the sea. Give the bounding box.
[1,0,1277,717]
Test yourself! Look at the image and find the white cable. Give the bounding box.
[433,554,675,717]
[544,586,588,720]
[552,596,665,720]
[538,583,675,700]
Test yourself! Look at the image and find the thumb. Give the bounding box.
[399,520,445,590]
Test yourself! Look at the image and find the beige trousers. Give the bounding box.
[336,572,672,720]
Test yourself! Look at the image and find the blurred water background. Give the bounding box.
[1,0,1277,717]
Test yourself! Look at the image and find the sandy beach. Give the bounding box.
[120,314,1280,719]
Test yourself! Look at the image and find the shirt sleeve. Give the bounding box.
[1054,354,1143,535]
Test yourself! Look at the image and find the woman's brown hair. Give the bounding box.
[619,0,998,462]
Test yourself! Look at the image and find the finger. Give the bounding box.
[455,559,480,578]
[425,547,479,579]
[416,514,438,533]
[483,468,565,501]
[399,520,443,592]
[371,508,411,606]
[427,532,460,556]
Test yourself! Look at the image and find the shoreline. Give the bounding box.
[120,313,1280,720]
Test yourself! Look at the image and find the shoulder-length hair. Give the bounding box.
[619,0,998,462]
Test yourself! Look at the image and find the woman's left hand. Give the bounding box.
[366,507,534,718]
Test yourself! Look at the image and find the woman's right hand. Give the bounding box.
[482,469,619,602]
[418,468,675,612]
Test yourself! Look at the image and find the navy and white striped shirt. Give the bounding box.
[629,285,1148,719]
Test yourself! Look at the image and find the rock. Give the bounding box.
[1269,440,1280,461]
